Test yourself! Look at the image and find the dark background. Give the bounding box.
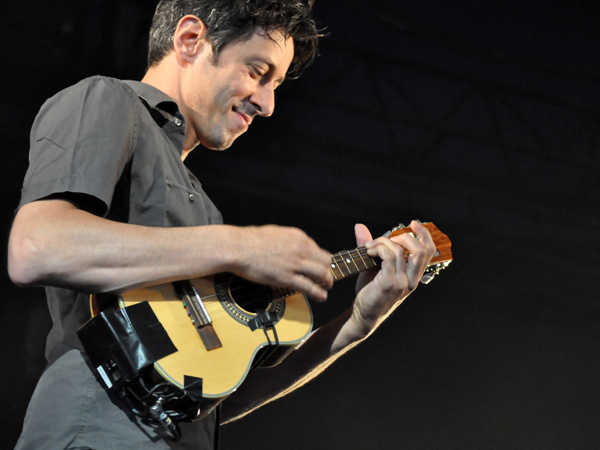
[2,1,600,449]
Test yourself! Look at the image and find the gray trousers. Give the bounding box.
[15,350,217,449]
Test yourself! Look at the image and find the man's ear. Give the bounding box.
[173,15,208,63]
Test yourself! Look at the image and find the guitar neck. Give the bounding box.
[277,222,451,297]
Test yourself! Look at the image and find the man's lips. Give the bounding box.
[233,108,253,127]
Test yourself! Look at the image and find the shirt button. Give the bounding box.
[188,194,195,203]
[174,117,182,126]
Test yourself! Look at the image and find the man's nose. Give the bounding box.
[250,85,275,117]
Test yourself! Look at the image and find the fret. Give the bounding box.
[356,248,377,271]
[346,250,361,272]
[356,248,368,270]
[340,253,351,274]
[330,264,339,280]
[332,256,345,279]
[332,253,346,279]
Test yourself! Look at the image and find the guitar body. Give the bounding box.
[94,275,312,401]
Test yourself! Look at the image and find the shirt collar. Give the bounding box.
[124,80,181,116]
[124,80,187,152]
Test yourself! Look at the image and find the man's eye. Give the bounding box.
[250,65,265,79]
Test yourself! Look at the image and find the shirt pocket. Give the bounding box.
[165,180,210,227]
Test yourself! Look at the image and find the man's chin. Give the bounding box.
[202,132,244,151]
[205,140,234,151]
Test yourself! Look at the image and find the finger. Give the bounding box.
[366,234,407,258]
[387,231,421,254]
[369,234,434,291]
[410,220,433,246]
[297,256,334,290]
[290,274,329,302]
[397,224,434,286]
[354,223,373,247]
[387,229,430,270]
[364,238,412,297]
[410,221,437,263]
[365,236,407,273]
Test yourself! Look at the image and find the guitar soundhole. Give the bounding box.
[229,276,272,313]
[215,273,284,327]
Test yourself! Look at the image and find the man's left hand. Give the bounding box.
[350,221,437,334]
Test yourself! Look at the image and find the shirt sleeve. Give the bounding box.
[19,76,140,216]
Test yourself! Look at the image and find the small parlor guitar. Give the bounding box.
[86,222,452,419]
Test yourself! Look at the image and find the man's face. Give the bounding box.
[181,29,294,151]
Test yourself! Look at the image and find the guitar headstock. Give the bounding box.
[385,222,453,284]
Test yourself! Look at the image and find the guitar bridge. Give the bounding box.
[173,280,223,351]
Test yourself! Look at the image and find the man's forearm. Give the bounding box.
[8,199,238,294]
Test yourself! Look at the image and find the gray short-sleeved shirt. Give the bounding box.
[16,76,222,449]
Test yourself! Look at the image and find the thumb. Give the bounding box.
[354,223,373,247]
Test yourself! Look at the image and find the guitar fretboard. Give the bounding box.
[330,247,377,280]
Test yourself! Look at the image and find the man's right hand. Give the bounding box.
[229,225,333,302]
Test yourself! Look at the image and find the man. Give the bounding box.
[8,0,436,448]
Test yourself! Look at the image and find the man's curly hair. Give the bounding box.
[148,0,321,78]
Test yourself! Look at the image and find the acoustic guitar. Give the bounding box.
[87,222,452,419]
